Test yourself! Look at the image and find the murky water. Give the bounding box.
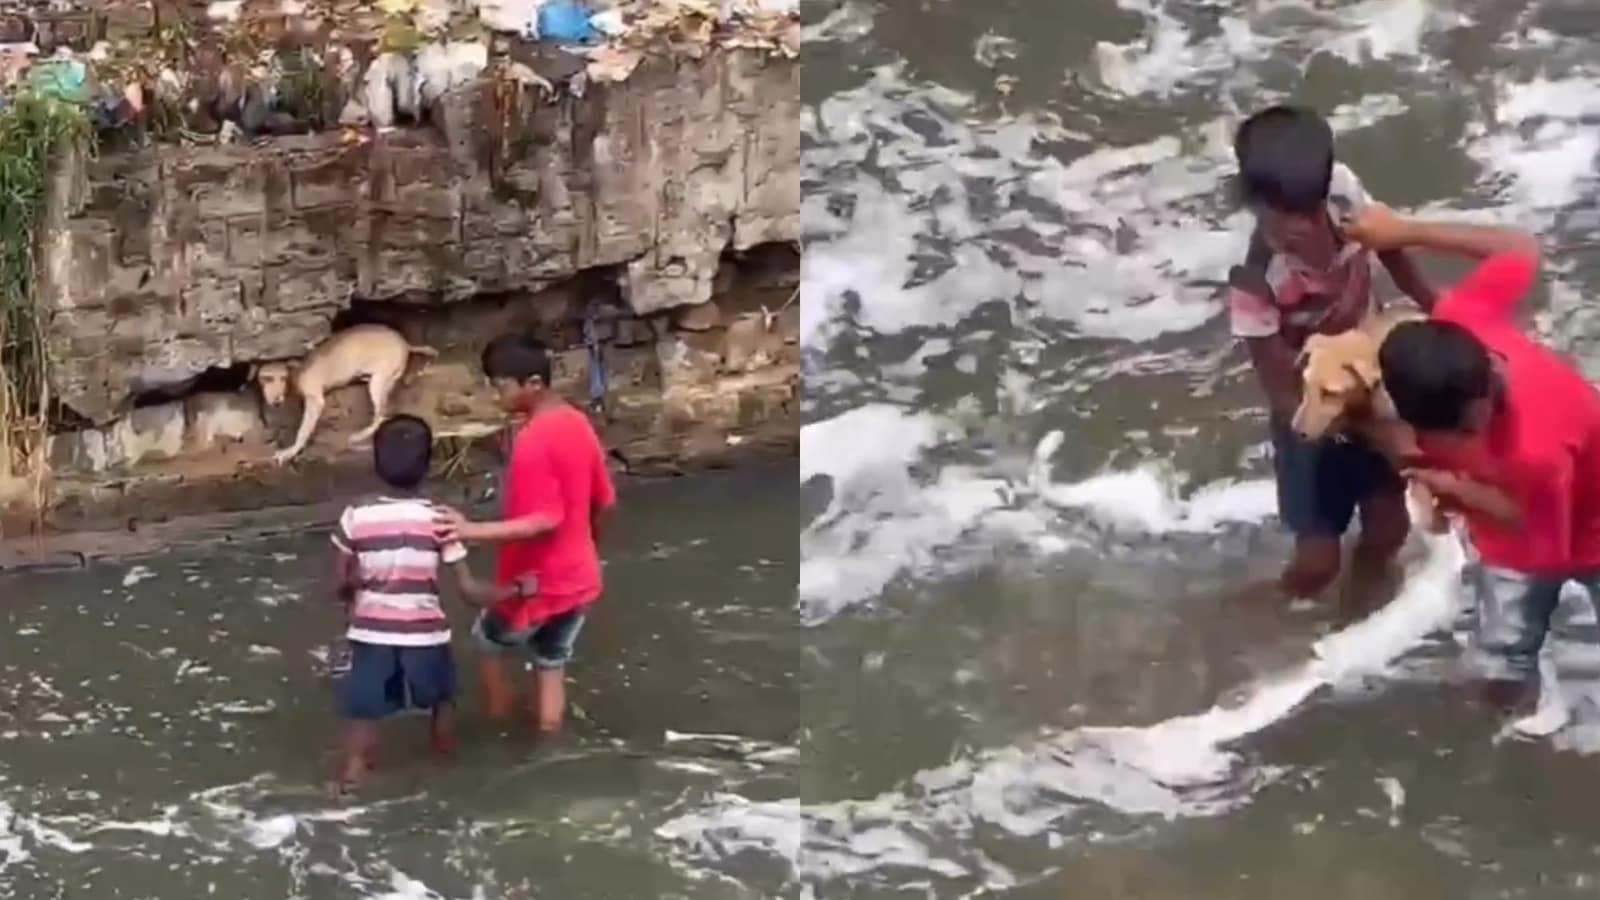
[0,463,796,898]
[784,0,1600,896]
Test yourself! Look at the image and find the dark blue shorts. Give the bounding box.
[339,641,457,720]
[472,606,587,670]
[1269,417,1402,538]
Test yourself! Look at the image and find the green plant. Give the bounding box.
[276,49,327,130]
[0,89,91,523]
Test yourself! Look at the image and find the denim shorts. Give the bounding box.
[340,641,456,720]
[1466,564,1600,681]
[472,606,587,670]
[1269,417,1402,538]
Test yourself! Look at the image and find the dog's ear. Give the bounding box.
[246,362,259,381]
[1296,333,1328,370]
[1345,357,1382,390]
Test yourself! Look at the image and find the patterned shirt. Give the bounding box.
[331,496,466,646]
[1227,163,1379,347]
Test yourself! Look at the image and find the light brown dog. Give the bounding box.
[1291,307,1422,448]
[256,324,437,465]
[1292,306,1448,532]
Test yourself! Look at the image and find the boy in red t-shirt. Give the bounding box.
[435,334,617,732]
[1351,205,1600,712]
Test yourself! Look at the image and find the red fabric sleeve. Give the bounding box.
[1435,253,1536,325]
[504,434,564,527]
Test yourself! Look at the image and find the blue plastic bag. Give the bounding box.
[25,58,87,103]
[536,0,598,44]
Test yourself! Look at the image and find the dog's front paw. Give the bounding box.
[272,448,298,466]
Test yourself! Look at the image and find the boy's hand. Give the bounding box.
[1345,204,1415,252]
[1403,467,1520,526]
[434,506,473,543]
[1401,467,1463,498]
[1407,481,1450,534]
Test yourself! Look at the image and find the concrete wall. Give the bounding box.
[43,47,798,424]
[22,46,798,530]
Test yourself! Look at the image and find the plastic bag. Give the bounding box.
[25,57,87,102]
[537,0,598,43]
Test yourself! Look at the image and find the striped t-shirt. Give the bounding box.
[330,496,466,647]
[1227,162,1379,346]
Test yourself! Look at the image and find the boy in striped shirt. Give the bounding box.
[330,414,491,790]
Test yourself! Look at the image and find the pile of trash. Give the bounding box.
[0,0,797,141]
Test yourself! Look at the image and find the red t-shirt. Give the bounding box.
[493,404,617,629]
[1418,252,1600,574]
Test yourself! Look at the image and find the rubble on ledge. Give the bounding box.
[0,0,798,142]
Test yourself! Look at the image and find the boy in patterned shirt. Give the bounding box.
[330,414,494,791]
[1227,105,1436,597]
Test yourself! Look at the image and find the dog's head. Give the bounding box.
[252,361,293,407]
[1291,331,1382,439]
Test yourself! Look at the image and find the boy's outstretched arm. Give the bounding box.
[1348,205,1540,263]
[1246,335,1303,421]
[447,559,508,607]
[434,505,560,544]
[1376,249,1437,311]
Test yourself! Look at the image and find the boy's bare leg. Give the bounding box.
[477,656,515,721]
[1353,486,1409,572]
[530,668,566,733]
[335,721,378,792]
[1280,536,1341,597]
[429,701,457,759]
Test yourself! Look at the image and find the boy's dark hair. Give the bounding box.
[373,414,433,490]
[1233,105,1335,214]
[481,333,552,386]
[1378,321,1494,432]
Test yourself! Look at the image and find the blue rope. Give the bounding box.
[582,302,607,414]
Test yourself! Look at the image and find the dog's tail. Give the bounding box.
[407,344,439,358]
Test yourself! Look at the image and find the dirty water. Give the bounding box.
[0,462,796,898]
[774,0,1600,896]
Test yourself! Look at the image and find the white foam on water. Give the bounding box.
[1089,0,1464,99]
[801,416,1279,622]
[801,68,1252,352]
[364,867,449,900]
[669,507,1468,888]
[1323,0,1466,63]
[1093,0,1270,97]
[121,565,155,587]
[1466,73,1600,213]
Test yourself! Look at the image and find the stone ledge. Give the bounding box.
[0,436,794,565]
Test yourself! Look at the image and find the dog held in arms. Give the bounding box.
[255,325,437,465]
[1291,306,1446,533]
